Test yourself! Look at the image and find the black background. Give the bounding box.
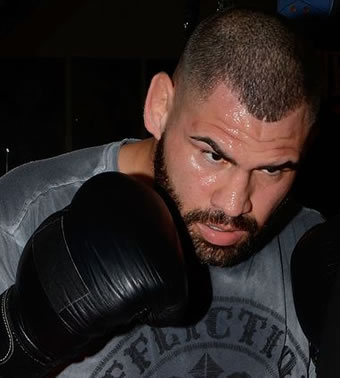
[0,0,339,217]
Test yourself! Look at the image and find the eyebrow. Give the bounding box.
[190,135,300,171]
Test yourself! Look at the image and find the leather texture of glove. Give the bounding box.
[0,172,188,377]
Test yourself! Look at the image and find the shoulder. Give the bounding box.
[0,141,126,239]
[278,202,325,260]
[288,204,325,239]
[0,139,137,289]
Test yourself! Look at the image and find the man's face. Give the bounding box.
[153,83,310,267]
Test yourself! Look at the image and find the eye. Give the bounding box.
[203,151,223,163]
[261,167,282,176]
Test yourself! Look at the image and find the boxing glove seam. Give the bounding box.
[0,290,14,364]
[61,214,90,294]
[11,328,50,367]
[58,215,91,313]
[34,213,91,316]
[4,287,51,367]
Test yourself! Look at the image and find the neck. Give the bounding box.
[118,137,157,186]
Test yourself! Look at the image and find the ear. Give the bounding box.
[144,72,175,140]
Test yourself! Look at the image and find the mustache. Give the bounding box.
[183,209,258,233]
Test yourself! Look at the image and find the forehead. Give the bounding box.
[183,83,310,152]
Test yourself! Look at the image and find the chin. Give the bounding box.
[191,233,257,268]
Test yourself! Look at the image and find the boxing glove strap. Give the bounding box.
[0,288,54,378]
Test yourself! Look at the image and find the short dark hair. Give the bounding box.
[174,7,321,124]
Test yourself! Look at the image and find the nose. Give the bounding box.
[210,171,252,218]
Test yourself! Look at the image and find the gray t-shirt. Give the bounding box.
[0,139,324,377]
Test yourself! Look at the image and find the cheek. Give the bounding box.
[166,151,217,209]
[252,174,295,226]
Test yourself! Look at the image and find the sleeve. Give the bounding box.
[308,359,317,377]
[0,228,22,293]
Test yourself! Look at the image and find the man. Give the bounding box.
[0,7,324,377]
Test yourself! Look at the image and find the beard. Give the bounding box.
[153,133,261,268]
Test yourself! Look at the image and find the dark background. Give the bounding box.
[0,0,340,217]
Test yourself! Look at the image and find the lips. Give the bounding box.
[196,223,247,247]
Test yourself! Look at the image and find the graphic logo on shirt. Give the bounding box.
[89,297,309,378]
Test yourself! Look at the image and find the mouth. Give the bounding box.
[195,223,247,247]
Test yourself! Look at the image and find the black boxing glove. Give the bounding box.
[0,172,188,377]
[291,213,340,377]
